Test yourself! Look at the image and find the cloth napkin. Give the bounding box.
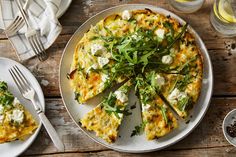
[0,0,62,61]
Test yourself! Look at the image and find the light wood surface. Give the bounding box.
[1,0,236,156]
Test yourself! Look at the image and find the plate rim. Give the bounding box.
[57,0,72,18]
[0,57,45,156]
[59,4,214,153]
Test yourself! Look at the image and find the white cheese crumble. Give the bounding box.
[0,105,4,114]
[155,74,165,86]
[101,74,109,82]
[97,57,109,68]
[142,103,151,111]
[91,44,105,55]
[118,113,123,119]
[168,88,187,104]
[122,10,132,20]
[114,90,128,103]
[13,97,20,106]
[9,109,24,124]
[86,63,99,73]
[155,29,165,39]
[162,55,173,64]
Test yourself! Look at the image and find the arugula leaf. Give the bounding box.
[155,23,188,57]
[163,21,174,39]
[178,56,197,74]
[176,74,192,91]
[135,75,157,105]
[131,121,147,137]
[101,92,130,119]
[160,106,168,124]
[177,96,193,111]
[0,81,8,91]
[0,82,14,106]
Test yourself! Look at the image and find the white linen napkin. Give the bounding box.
[0,0,62,61]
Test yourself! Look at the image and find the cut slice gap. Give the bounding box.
[159,93,186,125]
[80,80,133,143]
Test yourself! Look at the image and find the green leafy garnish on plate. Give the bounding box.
[131,121,147,137]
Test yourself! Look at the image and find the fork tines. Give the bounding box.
[27,32,48,61]
[9,65,31,94]
[4,16,24,36]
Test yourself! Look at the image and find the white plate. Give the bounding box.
[59,4,213,153]
[0,57,45,157]
[57,0,72,18]
[0,0,72,29]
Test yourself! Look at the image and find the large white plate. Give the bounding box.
[59,4,213,153]
[0,57,45,157]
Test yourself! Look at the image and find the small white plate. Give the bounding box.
[59,4,213,153]
[57,0,72,18]
[0,57,45,157]
[223,109,236,147]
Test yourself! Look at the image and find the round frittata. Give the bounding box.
[69,9,203,143]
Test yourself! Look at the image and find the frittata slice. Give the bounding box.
[135,74,178,140]
[155,71,202,119]
[0,81,38,143]
[80,81,132,143]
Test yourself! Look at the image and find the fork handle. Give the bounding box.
[38,112,65,152]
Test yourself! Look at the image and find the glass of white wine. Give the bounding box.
[210,0,236,37]
[167,0,205,13]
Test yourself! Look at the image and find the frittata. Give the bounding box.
[80,81,132,143]
[135,72,178,140]
[70,8,203,142]
[0,81,38,143]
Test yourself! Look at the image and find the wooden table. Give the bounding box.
[1,0,236,156]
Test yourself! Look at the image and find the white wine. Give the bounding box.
[210,0,236,37]
[167,0,204,13]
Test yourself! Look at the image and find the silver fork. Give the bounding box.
[3,0,29,36]
[4,16,24,36]
[9,65,65,152]
[15,0,48,61]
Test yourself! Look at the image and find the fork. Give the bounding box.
[9,65,65,152]
[3,0,29,36]
[4,16,24,36]
[15,0,48,61]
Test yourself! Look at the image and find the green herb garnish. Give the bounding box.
[0,81,8,91]
[177,96,193,111]
[0,81,14,106]
[101,92,129,119]
[131,121,147,137]
[160,106,168,124]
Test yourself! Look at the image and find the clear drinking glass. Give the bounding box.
[210,0,236,37]
[167,0,205,13]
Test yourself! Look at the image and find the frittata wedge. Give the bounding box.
[135,74,178,140]
[0,81,38,143]
[80,81,132,143]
